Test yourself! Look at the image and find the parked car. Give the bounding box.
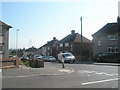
[37,56,47,60]
[58,53,75,63]
[20,56,29,61]
[45,56,56,62]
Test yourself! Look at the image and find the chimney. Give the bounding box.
[71,30,75,34]
[53,37,56,40]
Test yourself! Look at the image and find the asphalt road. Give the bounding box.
[2,62,120,88]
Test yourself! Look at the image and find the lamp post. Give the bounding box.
[16,29,19,57]
[80,17,83,61]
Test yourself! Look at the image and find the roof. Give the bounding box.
[60,33,77,43]
[60,33,91,43]
[25,46,37,52]
[38,38,59,49]
[92,23,118,36]
[46,39,59,47]
[0,20,12,28]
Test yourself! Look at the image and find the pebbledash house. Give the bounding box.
[92,17,120,56]
[0,21,12,59]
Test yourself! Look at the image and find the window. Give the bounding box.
[98,41,101,46]
[65,43,69,47]
[0,46,3,53]
[60,44,63,47]
[107,34,118,40]
[47,47,50,50]
[0,27,2,35]
[71,45,73,51]
[108,46,118,53]
[0,36,3,43]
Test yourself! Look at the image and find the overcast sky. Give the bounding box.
[1,0,119,49]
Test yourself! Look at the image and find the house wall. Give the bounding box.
[0,24,9,59]
[93,34,108,55]
[3,26,9,59]
[93,33,119,56]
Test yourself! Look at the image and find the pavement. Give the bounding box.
[74,60,120,66]
[2,61,119,78]
[2,63,75,78]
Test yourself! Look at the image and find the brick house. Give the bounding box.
[92,19,120,56]
[22,46,38,58]
[0,21,12,59]
[58,30,92,61]
[37,37,59,58]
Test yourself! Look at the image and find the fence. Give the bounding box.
[0,58,19,69]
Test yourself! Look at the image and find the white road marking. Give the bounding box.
[59,69,74,73]
[77,70,118,76]
[82,78,120,85]
[0,69,1,73]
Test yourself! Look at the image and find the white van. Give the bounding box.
[58,53,75,63]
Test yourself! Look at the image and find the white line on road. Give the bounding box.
[82,78,120,85]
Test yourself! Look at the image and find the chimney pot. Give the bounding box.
[71,30,75,34]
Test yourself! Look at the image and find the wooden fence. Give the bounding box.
[0,58,19,69]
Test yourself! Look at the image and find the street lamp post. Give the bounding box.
[16,29,19,57]
[80,17,83,61]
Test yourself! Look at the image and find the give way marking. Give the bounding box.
[82,78,120,85]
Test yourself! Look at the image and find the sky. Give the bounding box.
[1,0,119,49]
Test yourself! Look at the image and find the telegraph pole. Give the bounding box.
[16,29,19,56]
[80,17,83,61]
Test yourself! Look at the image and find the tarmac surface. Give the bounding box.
[1,61,120,78]
[2,62,75,78]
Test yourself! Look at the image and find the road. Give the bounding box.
[2,62,120,88]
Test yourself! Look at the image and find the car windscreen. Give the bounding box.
[64,54,73,57]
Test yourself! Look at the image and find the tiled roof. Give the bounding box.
[25,47,37,52]
[60,33,91,43]
[46,39,59,47]
[38,38,59,49]
[92,23,118,36]
[60,33,77,43]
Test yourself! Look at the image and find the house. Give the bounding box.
[0,21,12,59]
[37,37,59,58]
[58,30,92,61]
[118,17,120,54]
[92,19,120,56]
[22,46,37,58]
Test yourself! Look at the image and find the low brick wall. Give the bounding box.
[28,59,44,68]
[0,58,19,69]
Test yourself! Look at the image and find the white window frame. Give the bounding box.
[108,46,118,53]
[60,44,63,47]
[97,41,101,47]
[107,34,118,40]
[65,43,69,47]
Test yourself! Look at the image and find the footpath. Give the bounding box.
[74,60,120,66]
[2,63,74,78]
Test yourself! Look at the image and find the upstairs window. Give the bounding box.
[0,28,2,35]
[65,43,69,47]
[107,34,118,40]
[97,41,101,47]
[60,44,63,47]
